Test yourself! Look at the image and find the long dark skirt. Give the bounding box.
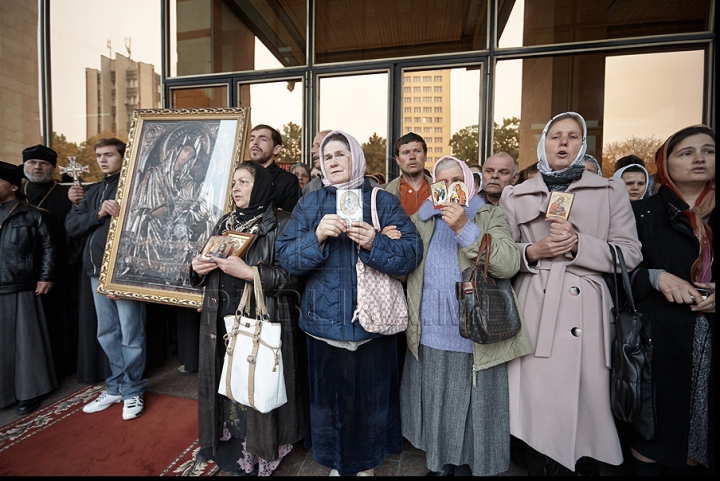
[0,291,58,407]
[401,344,510,476]
[305,334,403,476]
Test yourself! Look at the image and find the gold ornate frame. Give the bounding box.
[97,108,249,307]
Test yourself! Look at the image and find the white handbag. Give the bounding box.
[218,266,287,413]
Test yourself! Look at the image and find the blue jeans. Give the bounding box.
[90,276,148,400]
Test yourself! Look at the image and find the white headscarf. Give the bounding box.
[583,154,602,176]
[536,111,588,175]
[614,163,650,198]
[319,130,366,190]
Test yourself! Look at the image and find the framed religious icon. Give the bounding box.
[430,181,448,209]
[97,107,249,308]
[448,181,469,206]
[336,188,363,228]
[546,191,575,220]
[199,231,254,261]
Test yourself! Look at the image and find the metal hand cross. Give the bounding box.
[60,157,90,185]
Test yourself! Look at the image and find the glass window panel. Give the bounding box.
[237,79,304,165]
[401,66,481,169]
[318,72,388,176]
[495,49,704,175]
[170,85,228,108]
[498,0,712,48]
[170,0,307,77]
[315,0,487,64]
[50,0,161,182]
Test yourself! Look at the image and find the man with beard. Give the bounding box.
[302,130,331,195]
[479,152,519,206]
[22,144,81,379]
[384,132,432,216]
[248,124,300,211]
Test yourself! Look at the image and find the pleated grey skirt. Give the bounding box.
[400,344,510,476]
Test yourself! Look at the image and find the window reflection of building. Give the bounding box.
[85,53,161,140]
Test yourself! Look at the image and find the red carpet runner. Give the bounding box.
[0,385,217,476]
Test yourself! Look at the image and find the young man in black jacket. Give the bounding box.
[66,138,148,421]
[0,161,58,415]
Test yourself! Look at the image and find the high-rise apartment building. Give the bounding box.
[401,70,451,170]
[85,52,161,139]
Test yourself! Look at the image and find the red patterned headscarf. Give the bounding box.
[654,124,715,282]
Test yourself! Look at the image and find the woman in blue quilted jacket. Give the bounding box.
[276,130,423,476]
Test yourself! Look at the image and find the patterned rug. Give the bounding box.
[0,385,218,476]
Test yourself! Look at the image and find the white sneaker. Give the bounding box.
[82,391,122,413]
[122,395,144,420]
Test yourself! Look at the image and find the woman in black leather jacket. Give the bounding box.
[190,161,305,476]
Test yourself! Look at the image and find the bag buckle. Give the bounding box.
[456,281,474,298]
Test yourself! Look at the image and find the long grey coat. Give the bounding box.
[499,171,642,471]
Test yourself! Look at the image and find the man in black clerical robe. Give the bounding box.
[22,144,109,382]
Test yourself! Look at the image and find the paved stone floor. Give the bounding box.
[1,352,629,477]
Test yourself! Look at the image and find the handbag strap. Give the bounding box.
[472,233,492,282]
[370,187,381,231]
[252,266,268,319]
[607,244,636,313]
[608,244,621,311]
[615,245,637,312]
[232,281,253,328]
[230,266,268,326]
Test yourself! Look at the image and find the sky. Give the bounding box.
[50,0,703,149]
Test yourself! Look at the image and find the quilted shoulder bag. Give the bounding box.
[607,244,655,441]
[456,233,521,344]
[218,266,287,413]
[351,187,409,335]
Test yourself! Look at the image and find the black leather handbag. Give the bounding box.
[456,233,521,344]
[606,244,655,441]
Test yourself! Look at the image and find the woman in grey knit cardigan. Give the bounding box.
[400,155,532,476]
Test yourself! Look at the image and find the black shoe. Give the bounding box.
[232,466,259,476]
[16,397,41,415]
[454,464,473,476]
[574,457,599,476]
[426,465,456,476]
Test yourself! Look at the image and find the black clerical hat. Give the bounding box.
[0,161,23,187]
[22,144,58,167]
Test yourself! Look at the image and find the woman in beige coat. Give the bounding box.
[499,112,643,475]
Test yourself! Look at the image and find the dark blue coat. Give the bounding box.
[276,179,423,342]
